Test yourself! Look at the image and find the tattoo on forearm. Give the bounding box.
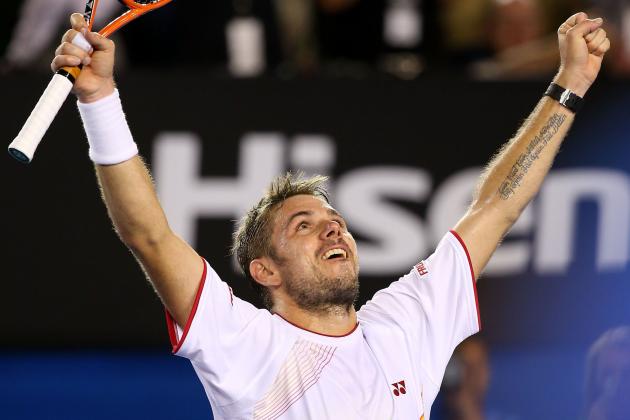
[498,113,567,200]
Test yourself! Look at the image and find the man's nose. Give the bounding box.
[321,221,341,238]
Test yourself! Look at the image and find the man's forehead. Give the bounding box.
[276,195,340,219]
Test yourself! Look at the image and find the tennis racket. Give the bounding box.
[8,0,173,164]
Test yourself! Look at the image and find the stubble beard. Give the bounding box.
[282,259,359,315]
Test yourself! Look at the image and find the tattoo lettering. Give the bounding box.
[498,113,567,200]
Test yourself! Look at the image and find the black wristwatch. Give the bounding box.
[544,83,583,113]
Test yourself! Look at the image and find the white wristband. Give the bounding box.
[77,89,139,165]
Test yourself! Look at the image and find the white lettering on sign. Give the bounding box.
[535,169,630,273]
[335,166,431,274]
[153,132,284,246]
[153,132,630,276]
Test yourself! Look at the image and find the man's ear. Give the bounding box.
[249,257,281,287]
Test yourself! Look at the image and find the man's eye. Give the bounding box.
[298,222,309,230]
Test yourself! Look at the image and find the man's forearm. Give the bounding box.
[95,156,171,248]
[454,13,610,277]
[455,74,582,277]
[95,151,203,327]
[472,93,574,225]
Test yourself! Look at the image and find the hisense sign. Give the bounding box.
[154,132,630,277]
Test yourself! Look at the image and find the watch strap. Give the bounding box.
[544,82,583,113]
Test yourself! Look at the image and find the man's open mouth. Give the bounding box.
[322,248,347,260]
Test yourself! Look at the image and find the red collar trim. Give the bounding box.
[275,313,359,338]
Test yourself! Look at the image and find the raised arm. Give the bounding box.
[53,14,203,326]
[453,12,610,278]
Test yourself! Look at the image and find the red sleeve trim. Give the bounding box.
[165,257,208,354]
[449,230,482,331]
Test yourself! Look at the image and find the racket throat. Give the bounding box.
[57,66,82,84]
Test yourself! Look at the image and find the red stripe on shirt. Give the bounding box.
[165,257,208,353]
[449,230,482,331]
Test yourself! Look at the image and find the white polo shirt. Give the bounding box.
[166,231,480,420]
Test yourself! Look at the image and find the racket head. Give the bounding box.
[118,0,173,11]
[100,0,173,37]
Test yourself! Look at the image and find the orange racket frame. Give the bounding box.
[97,0,174,38]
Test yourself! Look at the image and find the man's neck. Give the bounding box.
[272,300,357,336]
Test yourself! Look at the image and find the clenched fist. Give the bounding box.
[51,13,116,103]
[555,12,611,97]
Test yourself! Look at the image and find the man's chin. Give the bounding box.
[330,273,360,301]
[324,259,358,277]
[296,275,358,312]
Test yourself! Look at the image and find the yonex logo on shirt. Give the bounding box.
[391,380,406,396]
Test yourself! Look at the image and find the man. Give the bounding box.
[51,11,609,419]
[440,337,490,420]
[585,326,630,420]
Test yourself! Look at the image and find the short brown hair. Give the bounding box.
[231,172,330,309]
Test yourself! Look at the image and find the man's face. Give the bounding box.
[269,194,360,312]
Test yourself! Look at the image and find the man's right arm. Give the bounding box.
[54,14,203,327]
[95,158,204,328]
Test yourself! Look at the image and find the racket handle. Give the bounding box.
[8,73,76,163]
[8,32,90,163]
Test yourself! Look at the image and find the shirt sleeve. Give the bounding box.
[358,230,480,386]
[164,258,279,407]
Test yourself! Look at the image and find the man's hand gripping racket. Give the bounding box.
[8,0,173,163]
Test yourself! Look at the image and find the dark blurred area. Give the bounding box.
[2,0,630,79]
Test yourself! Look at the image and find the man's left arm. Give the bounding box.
[454,12,611,278]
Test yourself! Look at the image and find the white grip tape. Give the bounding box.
[8,32,92,163]
[72,32,92,52]
[8,74,74,163]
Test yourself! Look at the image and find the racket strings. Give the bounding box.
[116,0,164,6]
[130,0,165,5]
